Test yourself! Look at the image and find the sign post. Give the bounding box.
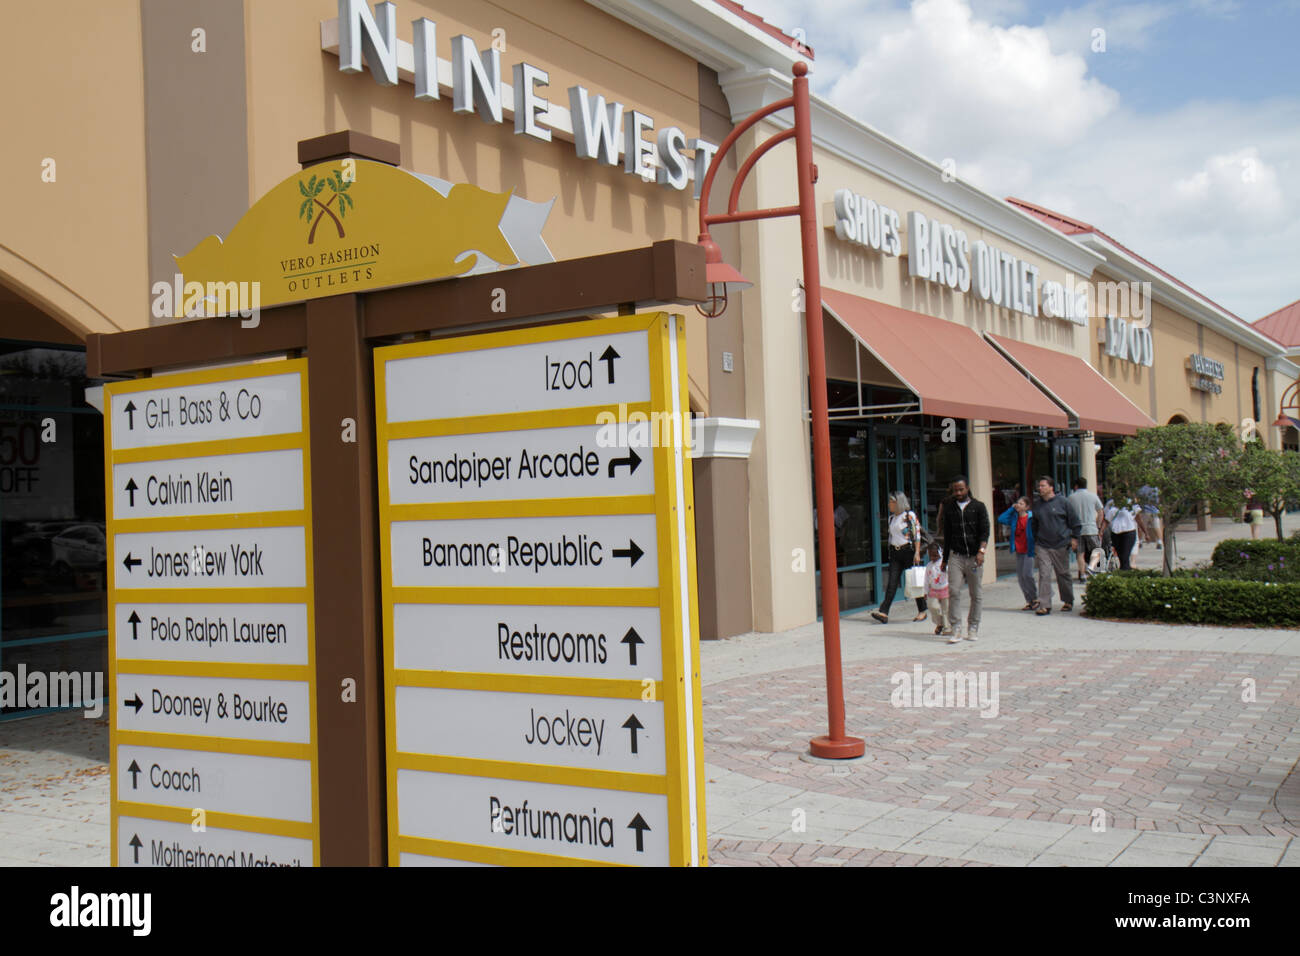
[105,360,320,866]
[374,312,706,866]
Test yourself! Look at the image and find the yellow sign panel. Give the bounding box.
[173,159,553,314]
[104,360,321,867]
[374,313,706,866]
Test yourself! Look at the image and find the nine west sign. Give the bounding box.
[329,0,719,196]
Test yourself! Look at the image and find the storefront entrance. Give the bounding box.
[988,431,1082,577]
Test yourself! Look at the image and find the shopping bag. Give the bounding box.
[904,565,926,598]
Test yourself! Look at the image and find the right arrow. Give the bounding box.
[612,540,643,566]
[122,552,141,573]
[622,714,644,754]
[127,759,141,789]
[123,400,137,430]
[607,449,641,477]
[128,833,142,864]
[125,477,138,507]
[128,610,141,640]
[627,813,650,852]
[621,627,644,666]
[124,693,142,714]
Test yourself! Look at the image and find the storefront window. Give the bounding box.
[0,343,107,719]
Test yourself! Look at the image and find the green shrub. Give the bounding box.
[1210,538,1300,581]
[1083,571,1300,627]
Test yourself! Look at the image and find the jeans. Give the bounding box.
[1035,546,1074,609]
[879,545,926,615]
[1113,530,1137,570]
[947,553,982,632]
[1015,551,1037,605]
[929,595,950,632]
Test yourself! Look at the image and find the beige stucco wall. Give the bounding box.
[0,1,149,336]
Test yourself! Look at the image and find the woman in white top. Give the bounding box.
[1104,497,1140,570]
[871,491,928,623]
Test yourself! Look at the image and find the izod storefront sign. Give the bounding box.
[1104,315,1154,368]
[830,187,1088,324]
[164,159,554,316]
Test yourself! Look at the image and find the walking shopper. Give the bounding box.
[1138,484,1163,548]
[1068,477,1104,582]
[1105,495,1140,570]
[998,496,1038,610]
[1245,490,1264,540]
[924,541,951,637]
[939,476,990,643]
[1032,475,1080,614]
[871,491,927,624]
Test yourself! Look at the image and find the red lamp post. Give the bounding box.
[696,61,864,760]
[1274,380,1300,433]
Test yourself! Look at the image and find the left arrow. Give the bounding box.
[122,553,142,573]
[125,477,138,507]
[124,694,143,714]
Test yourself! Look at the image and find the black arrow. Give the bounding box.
[599,345,620,384]
[607,449,642,477]
[128,610,141,640]
[127,759,141,789]
[627,813,650,852]
[622,714,644,754]
[122,552,142,573]
[621,627,644,666]
[124,693,142,714]
[612,540,644,566]
[125,477,138,507]
[128,833,142,864]
[124,400,137,430]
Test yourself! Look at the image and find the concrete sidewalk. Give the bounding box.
[703,515,1300,866]
[0,515,1296,867]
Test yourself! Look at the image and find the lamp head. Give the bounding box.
[696,232,751,318]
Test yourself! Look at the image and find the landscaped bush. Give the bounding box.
[1083,570,1300,627]
[1209,538,1300,582]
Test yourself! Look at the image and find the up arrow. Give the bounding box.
[123,400,137,430]
[124,477,138,507]
[621,627,644,666]
[128,610,141,640]
[622,714,644,754]
[612,540,644,566]
[124,693,143,714]
[599,346,620,384]
[128,833,143,864]
[627,813,650,852]
[127,759,141,789]
[122,553,142,573]
[607,449,641,477]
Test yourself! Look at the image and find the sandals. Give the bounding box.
[912,612,929,621]
[1021,601,1039,611]
[1035,607,1051,615]
[1061,603,1073,612]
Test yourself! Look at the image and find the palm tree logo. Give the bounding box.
[297,171,355,244]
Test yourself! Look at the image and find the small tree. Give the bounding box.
[1241,441,1300,540]
[1107,423,1244,575]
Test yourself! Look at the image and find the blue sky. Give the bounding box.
[736,0,1300,320]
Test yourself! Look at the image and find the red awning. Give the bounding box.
[822,287,1070,428]
[986,334,1156,435]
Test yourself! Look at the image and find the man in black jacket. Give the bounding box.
[1032,475,1081,614]
[939,475,990,643]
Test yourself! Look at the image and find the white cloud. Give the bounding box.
[736,0,1300,318]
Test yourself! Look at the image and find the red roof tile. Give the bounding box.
[1005,196,1246,323]
[1254,298,1300,347]
[711,0,814,58]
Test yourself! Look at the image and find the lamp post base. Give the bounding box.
[808,735,866,759]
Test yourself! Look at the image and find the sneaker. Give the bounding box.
[946,628,963,644]
[965,626,979,641]
[941,626,954,638]
[870,610,888,624]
